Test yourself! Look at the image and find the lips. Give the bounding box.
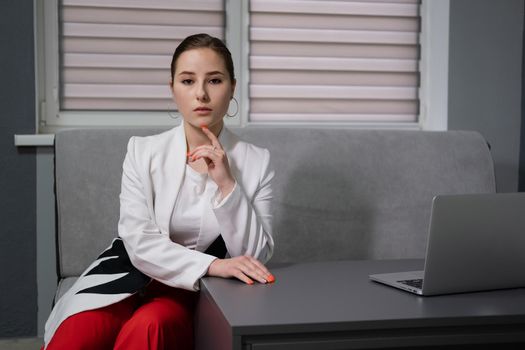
[194,106,212,112]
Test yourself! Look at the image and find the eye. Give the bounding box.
[181,79,193,85]
[209,78,222,85]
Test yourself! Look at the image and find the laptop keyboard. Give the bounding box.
[398,278,423,289]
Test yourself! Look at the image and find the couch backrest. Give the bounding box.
[55,127,495,277]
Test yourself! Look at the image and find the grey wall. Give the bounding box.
[518,6,525,192]
[0,0,37,337]
[448,0,524,192]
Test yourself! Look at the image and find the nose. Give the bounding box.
[196,81,209,102]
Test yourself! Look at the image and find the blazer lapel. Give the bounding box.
[154,125,187,235]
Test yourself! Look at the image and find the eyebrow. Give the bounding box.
[177,71,225,76]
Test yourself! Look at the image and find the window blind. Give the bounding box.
[60,0,224,111]
[249,0,421,123]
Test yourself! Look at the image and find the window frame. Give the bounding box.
[36,0,449,133]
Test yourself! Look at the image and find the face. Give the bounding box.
[171,48,236,131]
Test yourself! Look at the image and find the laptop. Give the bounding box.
[369,193,525,296]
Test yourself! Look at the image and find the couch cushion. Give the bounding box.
[55,128,164,278]
[237,129,495,263]
[55,277,78,301]
[55,127,495,277]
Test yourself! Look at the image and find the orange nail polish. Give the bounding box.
[200,124,208,130]
[267,274,275,283]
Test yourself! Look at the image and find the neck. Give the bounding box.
[184,121,223,150]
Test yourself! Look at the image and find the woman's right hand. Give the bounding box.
[206,256,275,285]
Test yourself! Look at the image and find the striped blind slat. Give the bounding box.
[252,85,417,100]
[251,56,418,72]
[60,0,224,111]
[249,0,421,123]
[251,28,418,45]
[251,0,419,17]
[63,0,222,12]
[64,53,169,68]
[63,23,222,40]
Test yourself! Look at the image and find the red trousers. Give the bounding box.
[45,280,197,350]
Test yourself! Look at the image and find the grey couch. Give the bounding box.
[53,127,495,301]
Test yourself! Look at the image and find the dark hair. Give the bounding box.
[170,33,235,82]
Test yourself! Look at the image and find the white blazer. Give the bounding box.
[118,124,275,291]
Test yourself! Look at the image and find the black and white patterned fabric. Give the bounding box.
[44,236,226,348]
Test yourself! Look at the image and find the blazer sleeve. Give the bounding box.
[211,148,275,263]
[118,137,216,291]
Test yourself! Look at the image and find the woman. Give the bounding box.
[43,33,275,349]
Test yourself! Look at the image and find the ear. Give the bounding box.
[230,78,237,98]
[169,79,175,94]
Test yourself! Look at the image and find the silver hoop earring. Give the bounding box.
[226,97,239,118]
[167,101,180,120]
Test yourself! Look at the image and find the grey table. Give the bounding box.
[194,259,525,350]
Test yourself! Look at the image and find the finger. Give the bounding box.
[240,264,267,284]
[189,143,217,152]
[245,256,272,277]
[187,144,214,158]
[189,144,221,157]
[249,262,275,283]
[201,126,222,150]
[192,148,228,170]
[233,270,254,285]
[187,151,195,162]
[190,148,222,163]
[238,259,271,284]
[240,256,273,281]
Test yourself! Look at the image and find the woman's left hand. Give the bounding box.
[188,126,236,197]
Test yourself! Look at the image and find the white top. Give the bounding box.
[169,165,209,249]
[169,164,237,249]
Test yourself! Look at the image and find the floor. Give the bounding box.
[0,338,42,350]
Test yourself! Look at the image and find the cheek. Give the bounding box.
[217,96,231,112]
[215,86,232,106]
[172,87,189,108]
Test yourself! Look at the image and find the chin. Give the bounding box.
[201,117,223,127]
[187,118,222,129]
